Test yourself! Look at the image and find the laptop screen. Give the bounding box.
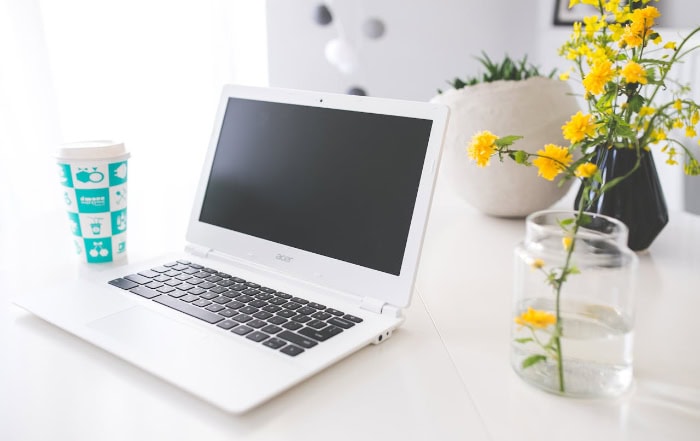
[198,97,433,276]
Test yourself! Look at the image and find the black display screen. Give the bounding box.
[199,97,433,276]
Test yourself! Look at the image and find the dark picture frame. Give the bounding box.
[553,0,602,26]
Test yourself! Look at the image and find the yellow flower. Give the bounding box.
[531,258,545,270]
[687,126,698,138]
[533,144,573,181]
[638,106,655,117]
[673,119,684,129]
[582,59,615,95]
[692,111,700,125]
[664,41,677,50]
[575,162,598,178]
[514,307,557,329]
[559,70,571,81]
[621,61,647,84]
[562,111,597,143]
[467,130,499,167]
[674,99,683,110]
[562,236,574,250]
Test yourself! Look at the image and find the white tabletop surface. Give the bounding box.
[2,152,699,440]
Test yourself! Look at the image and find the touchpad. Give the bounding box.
[88,306,207,352]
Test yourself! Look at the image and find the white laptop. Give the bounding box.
[15,85,449,414]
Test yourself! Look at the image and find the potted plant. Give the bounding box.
[431,54,581,217]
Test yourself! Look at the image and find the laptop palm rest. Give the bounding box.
[87,306,207,353]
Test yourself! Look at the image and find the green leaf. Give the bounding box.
[514,337,534,344]
[628,94,645,114]
[494,135,524,147]
[522,354,547,369]
[513,150,529,164]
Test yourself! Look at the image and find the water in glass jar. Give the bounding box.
[511,298,633,398]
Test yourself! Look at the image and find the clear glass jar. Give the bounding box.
[511,210,638,398]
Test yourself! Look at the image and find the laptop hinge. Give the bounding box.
[185,244,213,258]
[360,297,402,318]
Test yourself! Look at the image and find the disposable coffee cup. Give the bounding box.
[55,141,130,263]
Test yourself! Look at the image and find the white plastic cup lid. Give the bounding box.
[56,140,130,161]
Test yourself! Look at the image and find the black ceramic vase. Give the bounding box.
[575,146,668,251]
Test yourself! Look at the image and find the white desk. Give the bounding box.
[2,162,699,440]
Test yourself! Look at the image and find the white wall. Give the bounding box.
[266,0,543,101]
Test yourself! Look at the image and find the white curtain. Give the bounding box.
[0,0,267,252]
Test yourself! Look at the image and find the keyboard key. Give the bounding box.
[164,270,180,277]
[154,275,170,282]
[263,305,283,313]
[167,290,186,298]
[280,345,304,356]
[226,300,245,310]
[296,306,316,315]
[205,304,225,312]
[165,279,183,287]
[239,306,259,315]
[138,270,160,278]
[163,262,179,267]
[125,274,151,285]
[277,331,317,349]
[235,295,254,303]
[343,314,363,323]
[202,267,217,273]
[311,311,332,320]
[205,275,223,283]
[175,273,192,281]
[268,316,287,325]
[187,277,203,285]
[282,321,303,331]
[156,285,175,294]
[217,320,237,330]
[218,309,237,318]
[190,287,208,296]
[153,295,224,324]
[182,268,199,275]
[261,324,282,334]
[145,281,163,289]
[269,297,287,306]
[253,311,273,320]
[328,317,355,329]
[242,288,259,296]
[308,302,326,310]
[277,309,296,319]
[109,278,138,290]
[180,294,200,303]
[249,300,267,308]
[193,299,212,308]
[218,279,235,287]
[233,314,253,323]
[209,286,229,294]
[263,338,286,349]
[291,314,312,323]
[151,266,169,273]
[215,272,231,278]
[190,263,203,269]
[247,319,267,329]
[299,325,343,342]
[128,285,161,299]
[246,331,269,343]
[231,277,246,283]
[211,296,232,305]
[260,287,276,294]
[326,308,344,316]
[290,297,309,305]
[230,283,247,291]
[176,259,191,265]
[232,325,253,336]
[245,282,260,288]
[307,319,326,329]
[199,281,216,290]
[276,292,292,299]
[282,302,301,310]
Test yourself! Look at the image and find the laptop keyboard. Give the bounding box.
[108,260,363,357]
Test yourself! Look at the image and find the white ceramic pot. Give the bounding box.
[431,77,581,218]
